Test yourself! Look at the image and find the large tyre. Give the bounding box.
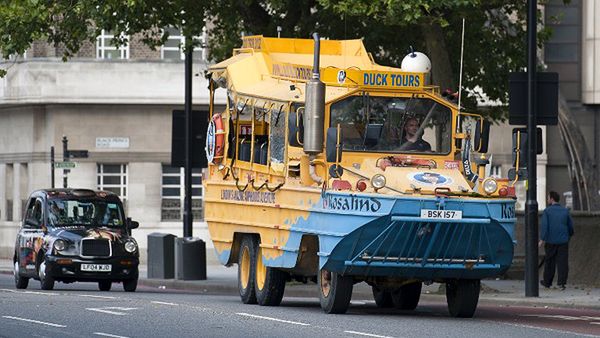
[38,259,55,291]
[238,236,257,304]
[371,286,393,308]
[318,268,353,314]
[14,260,29,289]
[391,281,422,310]
[123,278,137,292]
[255,245,287,306]
[98,281,112,291]
[446,279,481,318]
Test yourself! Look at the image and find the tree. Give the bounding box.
[1,0,595,210]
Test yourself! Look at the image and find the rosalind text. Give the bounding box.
[323,194,382,212]
[221,190,276,204]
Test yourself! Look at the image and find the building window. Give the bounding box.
[161,27,206,61]
[96,30,129,59]
[97,164,128,202]
[161,165,203,221]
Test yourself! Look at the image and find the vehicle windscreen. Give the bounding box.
[47,198,124,227]
[330,94,452,154]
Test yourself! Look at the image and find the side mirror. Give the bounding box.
[288,107,304,147]
[473,119,490,153]
[512,127,543,169]
[127,217,139,230]
[326,126,343,163]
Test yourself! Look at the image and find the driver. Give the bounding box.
[398,117,431,152]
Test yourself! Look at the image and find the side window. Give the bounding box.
[24,198,43,228]
[23,198,36,224]
[269,104,287,165]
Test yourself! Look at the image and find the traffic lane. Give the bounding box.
[0,274,593,338]
[475,303,600,337]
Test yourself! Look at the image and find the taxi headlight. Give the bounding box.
[124,240,138,253]
[53,239,67,252]
[483,178,498,194]
[371,174,387,190]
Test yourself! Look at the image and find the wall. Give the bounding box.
[511,211,600,286]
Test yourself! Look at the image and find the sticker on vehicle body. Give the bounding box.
[408,172,453,186]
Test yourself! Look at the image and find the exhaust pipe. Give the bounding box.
[303,33,325,155]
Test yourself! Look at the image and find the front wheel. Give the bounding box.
[38,259,55,290]
[391,281,422,310]
[446,279,480,318]
[318,269,353,314]
[14,261,29,289]
[98,281,112,291]
[123,278,137,292]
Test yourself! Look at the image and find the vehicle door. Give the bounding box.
[17,197,45,276]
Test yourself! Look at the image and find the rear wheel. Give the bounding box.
[255,245,287,306]
[446,279,480,318]
[391,281,422,310]
[371,286,393,308]
[318,268,353,314]
[98,281,112,291]
[14,261,29,289]
[38,259,55,291]
[123,278,137,292]
[237,236,257,304]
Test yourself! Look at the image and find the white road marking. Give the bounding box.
[350,301,366,305]
[582,316,600,321]
[93,332,130,338]
[151,301,178,306]
[344,330,394,338]
[591,322,600,325]
[78,294,117,300]
[520,314,582,321]
[236,312,310,326]
[2,316,66,328]
[86,307,138,316]
[0,289,59,296]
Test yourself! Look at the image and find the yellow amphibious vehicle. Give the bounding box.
[203,34,516,317]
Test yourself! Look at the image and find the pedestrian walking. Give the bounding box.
[539,191,574,290]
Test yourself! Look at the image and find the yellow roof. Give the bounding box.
[208,35,426,103]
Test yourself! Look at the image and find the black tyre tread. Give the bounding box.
[371,286,393,308]
[446,279,480,318]
[123,278,137,292]
[98,281,112,291]
[238,236,258,304]
[38,259,55,291]
[256,266,287,306]
[319,270,353,314]
[391,282,422,310]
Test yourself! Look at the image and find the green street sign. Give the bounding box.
[54,161,76,169]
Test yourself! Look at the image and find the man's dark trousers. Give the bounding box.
[543,242,569,286]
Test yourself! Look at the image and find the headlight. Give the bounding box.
[483,178,498,194]
[53,239,67,252]
[124,240,138,253]
[371,174,387,190]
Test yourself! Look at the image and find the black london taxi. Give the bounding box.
[13,189,140,291]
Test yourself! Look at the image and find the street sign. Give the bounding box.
[67,150,89,158]
[54,161,76,169]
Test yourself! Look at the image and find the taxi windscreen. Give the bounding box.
[47,198,124,227]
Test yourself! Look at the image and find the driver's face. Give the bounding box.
[404,119,419,136]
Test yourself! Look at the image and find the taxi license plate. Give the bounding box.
[420,209,462,220]
[81,264,112,272]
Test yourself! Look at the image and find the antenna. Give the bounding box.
[457,18,466,113]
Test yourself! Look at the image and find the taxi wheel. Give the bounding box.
[123,278,137,292]
[98,281,112,291]
[391,281,422,310]
[318,268,353,314]
[237,236,257,304]
[38,259,55,291]
[371,286,393,308]
[14,261,29,289]
[446,279,480,318]
[255,245,287,306]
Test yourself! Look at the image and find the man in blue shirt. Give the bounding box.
[539,191,574,290]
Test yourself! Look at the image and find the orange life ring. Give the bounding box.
[205,113,225,164]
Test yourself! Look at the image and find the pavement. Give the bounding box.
[2,257,599,310]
